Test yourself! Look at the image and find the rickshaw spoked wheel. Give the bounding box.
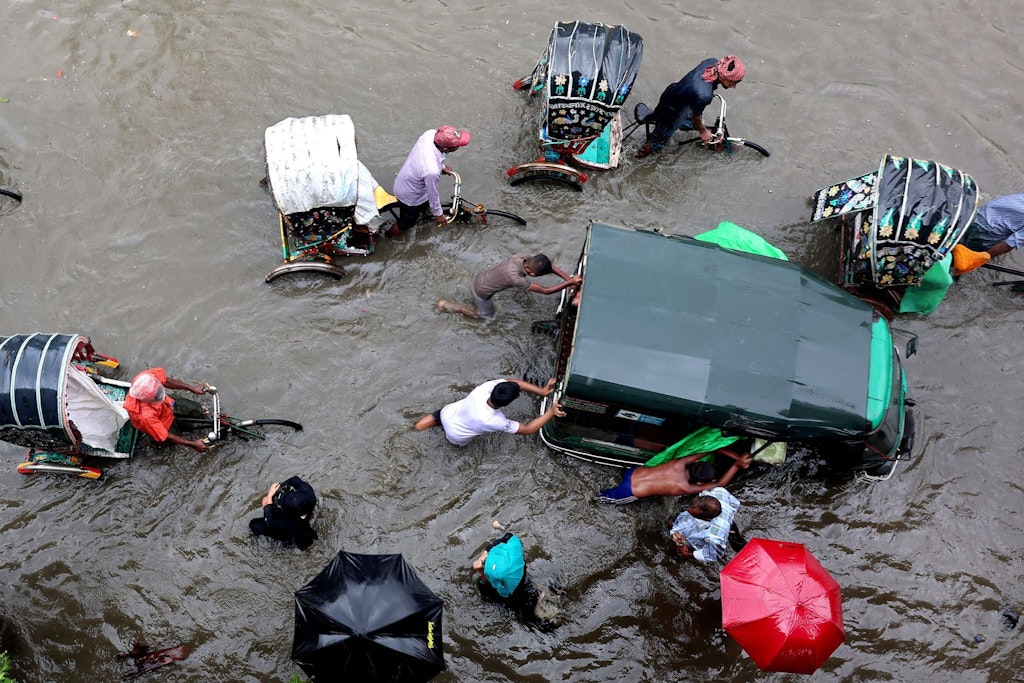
[265,260,346,282]
[439,203,528,227]
[508,171,584,192]
[17,451,102,478]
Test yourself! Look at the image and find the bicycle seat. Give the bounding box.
[634,102,655,124]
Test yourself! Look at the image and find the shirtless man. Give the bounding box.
[596,448,751,504]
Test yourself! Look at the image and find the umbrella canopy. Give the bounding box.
[720,538,844,674]
[292,551,444,683]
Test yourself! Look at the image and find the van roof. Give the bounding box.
[566,223,881,440]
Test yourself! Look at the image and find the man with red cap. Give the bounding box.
[123,368,210,452]
[637,55,746,158]
[388,125,472,236]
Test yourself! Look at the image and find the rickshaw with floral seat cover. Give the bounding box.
[506,21,643,191]
[811,154,978,318]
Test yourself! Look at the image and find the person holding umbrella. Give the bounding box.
[292,551,446,681]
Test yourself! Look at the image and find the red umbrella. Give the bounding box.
[720,538,844,674]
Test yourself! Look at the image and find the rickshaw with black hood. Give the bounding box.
[810,154,979,318]
[506,20,644,191]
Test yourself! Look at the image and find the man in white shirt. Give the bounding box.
[414,378,564,446]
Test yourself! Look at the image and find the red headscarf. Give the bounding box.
[702,55,746,83]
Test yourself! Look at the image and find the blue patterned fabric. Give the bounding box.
[971,193,1024,250]
[670,487,740,563]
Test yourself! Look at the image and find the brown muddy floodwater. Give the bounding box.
[0,1,1022,681]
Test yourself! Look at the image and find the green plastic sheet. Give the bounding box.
[694,221,789,260]
[644,426,740,467]
[898,254,954,314]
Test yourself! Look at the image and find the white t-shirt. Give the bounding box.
[439,380,521,446]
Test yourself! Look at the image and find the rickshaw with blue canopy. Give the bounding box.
[3,333,301,478]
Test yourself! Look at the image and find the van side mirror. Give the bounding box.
[891,328,918,358]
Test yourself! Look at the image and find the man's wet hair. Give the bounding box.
[689,496,722,520]
[688,462,717,484]
[525,254,553,276]
[490,381,521,407]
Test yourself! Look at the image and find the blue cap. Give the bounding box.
[484,534,525,598]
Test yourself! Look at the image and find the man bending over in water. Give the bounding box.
[596,448,751,504]
[414,378,565,446]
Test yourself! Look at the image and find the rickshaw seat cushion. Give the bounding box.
[634,102,655,124]
[374,185,398,210]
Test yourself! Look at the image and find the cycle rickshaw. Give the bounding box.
[625,92,771,158]
[810,154,978,318]
[263,115,526,282]
[506,20,644,191]
[3,333,301,478]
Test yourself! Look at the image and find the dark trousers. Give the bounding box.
[396,201,426,231]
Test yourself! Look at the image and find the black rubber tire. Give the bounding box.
[739,140,771,157]
[897,411,915,459]
[248,419,303,431]
[678,137,770,157]
[0,188,22,202]
[440,205,530,225]
[482,209,528,226]
[509,173,584,192]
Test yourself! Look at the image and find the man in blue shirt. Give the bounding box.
[637,55,746,159]
[952,193,1024,274]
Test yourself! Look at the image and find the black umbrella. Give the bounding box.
[292,551,445,683]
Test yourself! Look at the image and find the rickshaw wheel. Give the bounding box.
[509,172,584,192]
[17,461,102,478]
[854,294,895,322]
[441,203,528,226]
[266,261,346,282]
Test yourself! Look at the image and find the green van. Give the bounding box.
[540,223,915,478]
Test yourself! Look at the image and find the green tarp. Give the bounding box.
[644,426,739,467]
[694,221,789,260]
[898,254,954,314]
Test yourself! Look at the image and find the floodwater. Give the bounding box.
[1,1,1022,681]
